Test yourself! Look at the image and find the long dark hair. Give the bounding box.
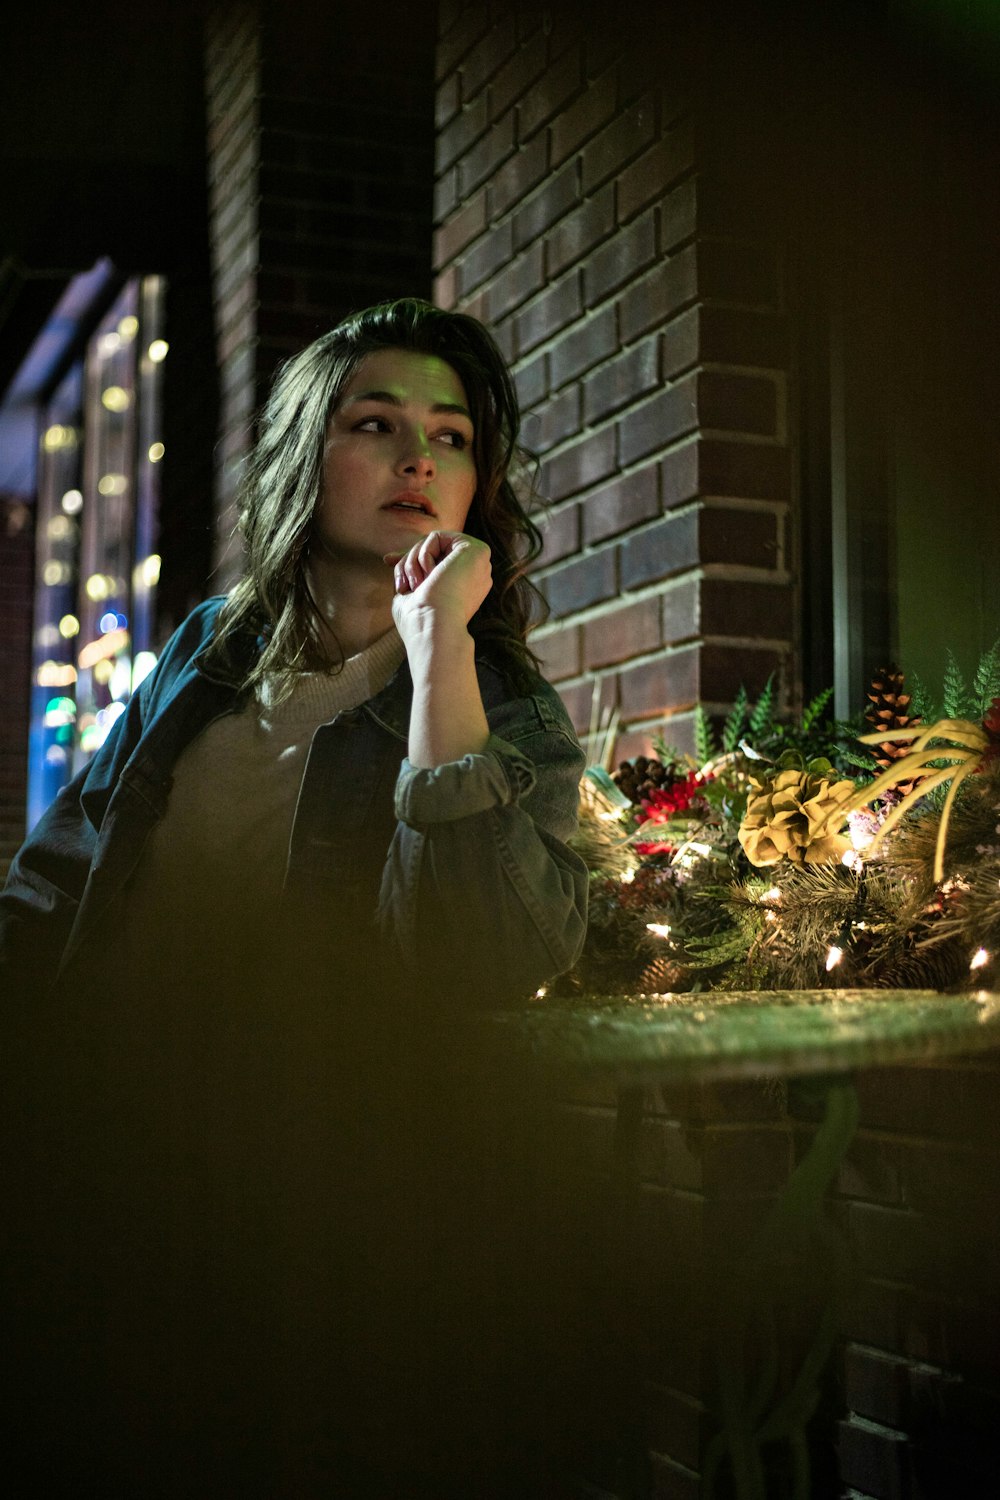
[206,297,546,695]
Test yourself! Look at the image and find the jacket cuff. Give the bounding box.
[394,734,537,827]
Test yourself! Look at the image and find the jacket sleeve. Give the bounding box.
[0,704,139,996]
[0,600,220,997]
[377,688,588,1009]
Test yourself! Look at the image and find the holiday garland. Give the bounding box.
[556,645,1000,999]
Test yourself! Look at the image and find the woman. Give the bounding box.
[1,297,587,1005]
[2,299,589,1494]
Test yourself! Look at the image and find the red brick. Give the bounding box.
[618,647,700,720]
[435,93,489,173]
[616,118,696,222]
[436,3,489,82]
[698,238,782,308]
[435,72,460,131]
[584,209,657,304]
[515,270,582,355]
[699,577,793,640]
[531,624,581,682]
[488,28,549,120]
[542,547,618,617]
[489,130,550,217]
[698,371,778,437]
[512,349,546,411]
[458,13,518,100]
[516,44,582,141]
[661,577,699,645]
[583,597,661,669]
[619,246,698,341]
[511,159,579,251]
[619,510,699,590]
[476,240,545,323]
[700,508,780,569]
[558,678,618,736]
[546,185,615,278]
[456,219,513,294]
[661,439,791,505]
[432,189,487,268]
[660,308,700,379]
[550,65,617,166]
[582,464,660,544]
[700,643,785,701]
[583,336,660,424]
[540,425,617,501]
[549,305,618,388]
[618,375,699,466]
[433,166,459,222]
[660,176,698,253]
[531,384,582,452]
[697,304,789,368]
[457,107,517,194]
[581,94,657,193]
[534,502,580,565]
[433,263,457,309]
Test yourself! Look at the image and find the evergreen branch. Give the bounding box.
[748,674,775,737]
[972,638,1000,715]
[721,685,748,754]
[943,649,973,720]
[695,704,715,765]
[801,685,834,733]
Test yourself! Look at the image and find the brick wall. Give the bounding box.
[433,8,1000,1498]
[432,1,795,760]
[204,0,437,589]
[0,497,33,879]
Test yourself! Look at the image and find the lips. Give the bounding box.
[384,490,436,517]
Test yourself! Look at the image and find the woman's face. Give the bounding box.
[313,347,478,572]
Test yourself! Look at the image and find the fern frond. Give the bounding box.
[722,686,749,754]
[909,671,934,724]
[801,685,834,733]
[943,650,973,720]
[748,675,775,737]
[972,639,1000,715]
[695,704,715,765]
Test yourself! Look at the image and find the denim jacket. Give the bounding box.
[0,599,588,1008]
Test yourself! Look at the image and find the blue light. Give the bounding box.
[99,612,118,633]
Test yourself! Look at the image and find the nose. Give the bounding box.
[396,428,435,482]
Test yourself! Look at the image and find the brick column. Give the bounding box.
[433,2,796,759]
[204,0,437,588]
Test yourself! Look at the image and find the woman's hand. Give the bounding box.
[385,530,492,643]
[385,531,492,766]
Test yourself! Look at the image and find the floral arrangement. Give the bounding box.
[557,647,1000,998]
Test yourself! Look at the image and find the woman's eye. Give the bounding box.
[355,416,391,433]
[438,431,469,449]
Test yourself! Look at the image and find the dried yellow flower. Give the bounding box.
[738,766,856,867]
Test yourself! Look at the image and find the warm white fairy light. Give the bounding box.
[534,985,549,999]
[825,945,844,971]
[646,923,672,940]
[620,868,636,884]
[970,948,990,972]
[762,887,781,904]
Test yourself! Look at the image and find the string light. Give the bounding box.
[970,948,990,971]
[825,945,844,971]
[647,923,671,940]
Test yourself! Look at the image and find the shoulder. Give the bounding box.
[137,596,229,705]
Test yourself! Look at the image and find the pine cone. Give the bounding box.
[865,665,923,794]
[612,755,669,805]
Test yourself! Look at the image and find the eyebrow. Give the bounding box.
[342,389,473,421]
